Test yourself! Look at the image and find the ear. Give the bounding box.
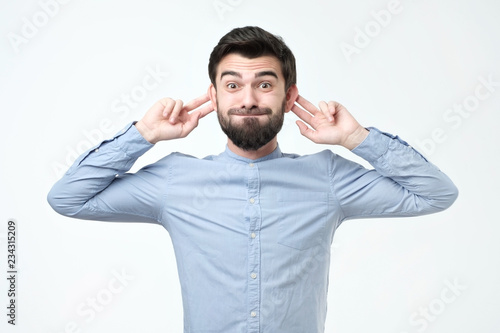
[208,83,217,111]
[284,84,299,113]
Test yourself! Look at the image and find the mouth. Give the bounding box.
[228,108,272,117]
[233,113,267,117]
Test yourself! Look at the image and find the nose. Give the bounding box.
[240,86,258,109]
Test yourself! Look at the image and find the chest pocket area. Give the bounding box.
[277,191,329,250]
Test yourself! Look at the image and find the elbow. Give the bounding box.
[449,183,459,206]
[47,186,81,217]
[46,187,67,216]
[432,181,459,212]
[47,189,60,214]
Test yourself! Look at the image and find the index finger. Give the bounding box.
[295,95,319,115]
[182,93,211,112]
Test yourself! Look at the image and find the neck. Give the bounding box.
[227,137,278,160]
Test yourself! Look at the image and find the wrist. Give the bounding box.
[343,127,369,150]
[134,120,158,144]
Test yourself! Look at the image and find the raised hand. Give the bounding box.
[291,95,369,150]
[135,94,214,144]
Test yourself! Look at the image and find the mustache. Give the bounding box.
[227,107,272,115]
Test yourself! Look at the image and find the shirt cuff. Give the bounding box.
[109,121,154,158]
[351,127,415,163]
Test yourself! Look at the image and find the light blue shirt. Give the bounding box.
[48,123,458,333]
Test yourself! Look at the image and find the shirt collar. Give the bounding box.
[217,144,283,164]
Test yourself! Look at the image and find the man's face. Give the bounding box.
[210,53,293,151]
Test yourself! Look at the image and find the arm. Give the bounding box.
[47,94,214,223]
[291,95,458,220]
[330,128,458,220]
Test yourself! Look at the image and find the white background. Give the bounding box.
[1,0,499,332]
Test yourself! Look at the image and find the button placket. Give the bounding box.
[246,162,261,332]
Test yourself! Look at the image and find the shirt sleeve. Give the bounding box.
[47,122,164,224]
[330,127,459,222]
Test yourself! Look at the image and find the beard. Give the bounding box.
[217,100,286,151]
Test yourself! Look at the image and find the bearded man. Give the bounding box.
[48,26,458,333]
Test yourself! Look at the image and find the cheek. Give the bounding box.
[215,92,233,108]
[264,93,286,108]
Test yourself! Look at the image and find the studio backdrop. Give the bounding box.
[1,0,499,332]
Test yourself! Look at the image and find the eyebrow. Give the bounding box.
[220,70,278,80]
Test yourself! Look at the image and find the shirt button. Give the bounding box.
[249,163,254,167]
[249,198,255,204]
[94,148,99,152]
[251,273,257,279]
[251,232,256,239]
[250,311,257,317]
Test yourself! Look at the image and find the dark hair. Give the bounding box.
[208,26,296,91]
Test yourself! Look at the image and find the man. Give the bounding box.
[48,26,458,333]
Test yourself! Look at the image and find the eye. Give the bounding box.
[259,82,272,89]
[227,83,238,89]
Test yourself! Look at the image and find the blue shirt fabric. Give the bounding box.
[48,123,458,333]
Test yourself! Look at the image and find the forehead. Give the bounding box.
[217,53,283,79]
